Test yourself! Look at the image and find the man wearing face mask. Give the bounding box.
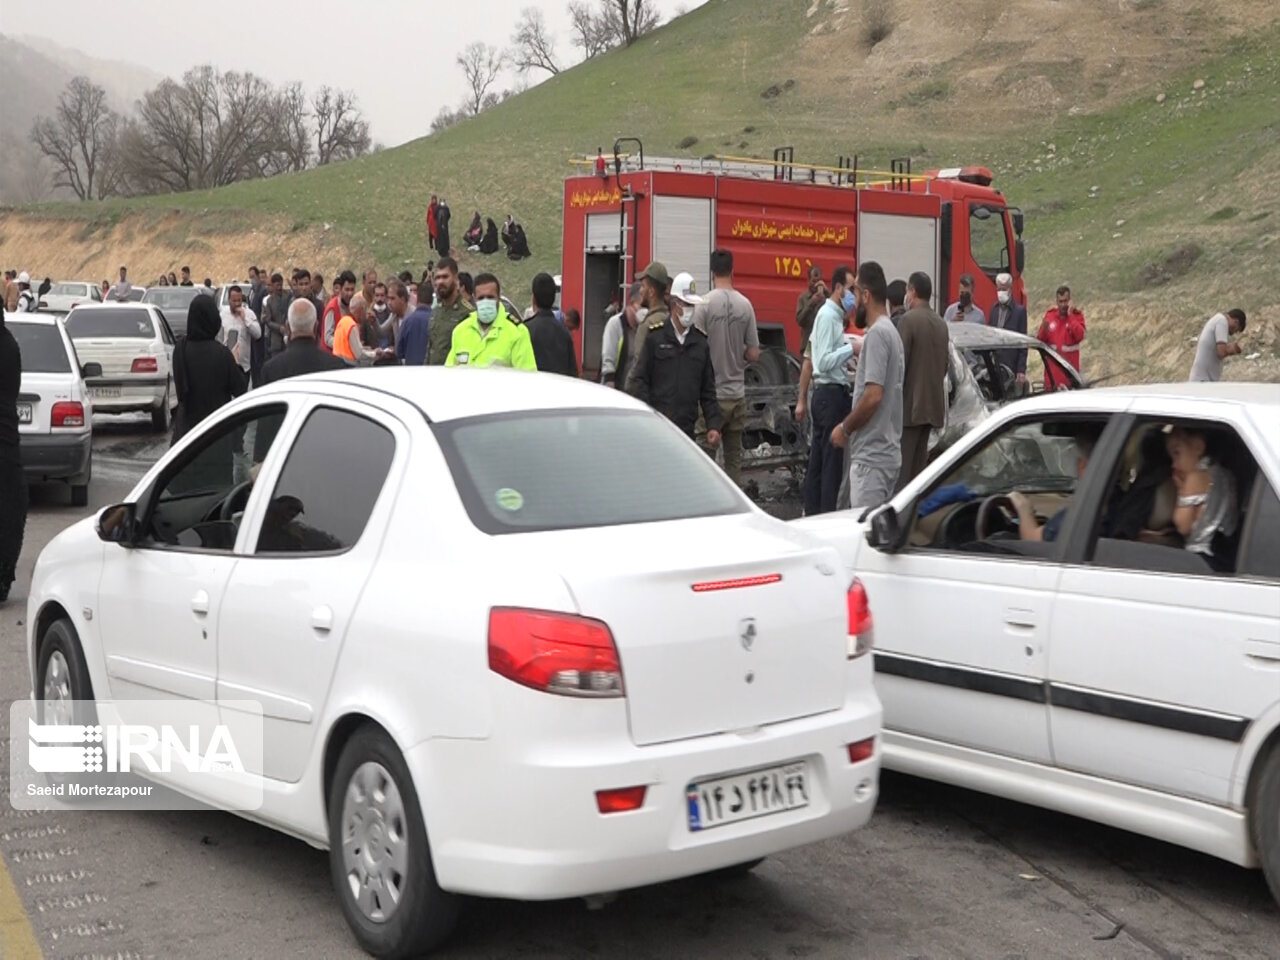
[627,273,722,446]
[802,266,857,516]
[1037,283,1086,390]
[831,261,905,512]
[601,282,646,387]
[445,272,536,370]
[943,273,985,325]
[988,272,1028,387]
[623,262,671,393]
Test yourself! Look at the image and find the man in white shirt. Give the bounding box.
[1189,309,1246,382]
[220,284,262,379]
[109,266,133,302]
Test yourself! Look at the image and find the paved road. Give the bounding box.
[1,418,1277,959]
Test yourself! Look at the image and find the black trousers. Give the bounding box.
[0,459,28,600]
[803,384,852,516]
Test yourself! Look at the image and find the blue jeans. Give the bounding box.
[803,384,852,515]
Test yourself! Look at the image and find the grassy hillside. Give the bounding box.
[3,0,1278,381]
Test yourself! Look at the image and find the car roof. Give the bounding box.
[6,313,63,326]
[256,366,649,423]
[948,323,1039,349]
[995,381,1280,417]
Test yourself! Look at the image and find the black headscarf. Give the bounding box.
[186,294,222,341]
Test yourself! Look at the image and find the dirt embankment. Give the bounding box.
[0,210,361,286]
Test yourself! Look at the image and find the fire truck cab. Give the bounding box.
[561,140,1026,467]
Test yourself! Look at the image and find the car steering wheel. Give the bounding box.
[975,494,1018,540]
[218,481,255,523]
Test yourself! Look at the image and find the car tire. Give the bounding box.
[328,725,459,959]
[151,384,172,432]
[1252,745,1280,907]
[37,618,96,727]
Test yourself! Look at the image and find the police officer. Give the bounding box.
[627,273,722,447]
[445,272,536,370]
[623,261,671,392]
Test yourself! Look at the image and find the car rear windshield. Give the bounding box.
[142,288,200,311]
[434,409,749,534]
[9,323,71,373]
[66,308,154,339]
[49,283,88,297]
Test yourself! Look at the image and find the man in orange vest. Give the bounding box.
[318,270,357,353]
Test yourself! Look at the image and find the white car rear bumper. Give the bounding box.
[87,377,168,413]
[412,672,881,900]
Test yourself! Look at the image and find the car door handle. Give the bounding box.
[311,606,333,634]
[190,590,210,616]
[1004,607,1037,629]
[1245,639,1280,666]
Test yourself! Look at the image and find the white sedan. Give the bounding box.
[63,303,178,431]
[26,367,882,957]
[794,382,1280,904]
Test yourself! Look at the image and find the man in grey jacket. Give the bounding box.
[260,273,289,358]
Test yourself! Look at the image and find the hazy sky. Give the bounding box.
[8,0,704,147]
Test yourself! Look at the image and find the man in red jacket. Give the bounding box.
[1038,284,1085,390]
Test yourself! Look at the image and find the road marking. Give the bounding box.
[0,853,43,959]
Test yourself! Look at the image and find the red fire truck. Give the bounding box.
[561,140,1027,468]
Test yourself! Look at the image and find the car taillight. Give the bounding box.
[51,402,85,428]
[488,608,624,697]
[847,578,874,659]
[131,357,158,373]
[847,738,875,764]
[595,786,646,814]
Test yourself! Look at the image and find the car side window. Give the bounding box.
[255,407,395,555]
[142,405,288,552]
[1238,478,1280,580]
[1086,418,1258,577]
[908,415,1109,557]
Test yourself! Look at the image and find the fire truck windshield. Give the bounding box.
[969,205,1011,274]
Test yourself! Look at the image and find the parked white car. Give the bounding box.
[39,281,104,313]
[794,382,1280,905]
[26,367,882,957]
[8,313,98,505]
[63,303,178,431]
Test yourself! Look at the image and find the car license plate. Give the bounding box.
[687,761,809,832]
[92,386,121,398]
[17,403,32,424]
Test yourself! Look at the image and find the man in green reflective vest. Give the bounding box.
[445,272,536,370]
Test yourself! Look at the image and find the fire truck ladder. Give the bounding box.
[612,138,644,293]
[571,141,932,189]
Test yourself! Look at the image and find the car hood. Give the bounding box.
[948,323,1040,350]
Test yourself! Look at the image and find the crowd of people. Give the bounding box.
[425,197,531,262]
[157,258,580,448]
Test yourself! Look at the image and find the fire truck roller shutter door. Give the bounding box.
[857,212,942,313]
[651,196,714,297]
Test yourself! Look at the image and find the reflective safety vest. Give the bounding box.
[332,315,358,361]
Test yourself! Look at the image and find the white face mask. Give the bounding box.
[997,290,1011,304]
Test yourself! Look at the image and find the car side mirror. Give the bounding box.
[866,505,904,553]
[81,362,103,379]
[97,503,138,546]
[1011,208,1024,237]
[1015,239,1026,275]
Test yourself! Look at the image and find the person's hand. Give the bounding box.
[707,429,721,447]
[1016,373,1027,385]
[794,396,806,423]
[830,422,848,449]
[1009,491,1031,520]
[1172,468,1187,491]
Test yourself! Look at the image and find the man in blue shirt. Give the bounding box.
[802,266,857,515]
[396,280,433,365]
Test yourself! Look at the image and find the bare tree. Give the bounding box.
[30,76,117,201]
[270,81,312,174]
[312,86,372,165]
[456,42,503,116]
[125,66,301,193]
[568,1,613,59]
[602,0,660,46]
[510,7,561,76]
[94,113,127,199]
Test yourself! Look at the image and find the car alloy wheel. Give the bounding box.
[340,761,409,923]
[328,726,458,958]
[42,649,76,727]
